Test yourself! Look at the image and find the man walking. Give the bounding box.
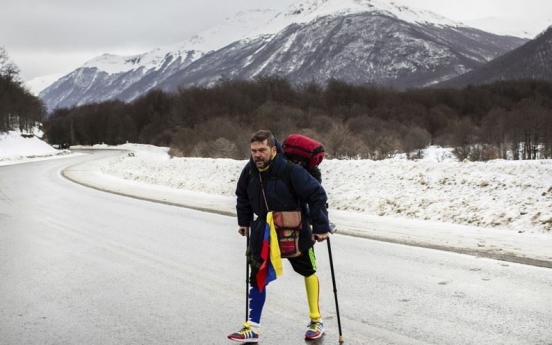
[228,130,331,343]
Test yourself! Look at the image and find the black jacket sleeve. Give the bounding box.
[309,166,322,183]
[236,163,253,227]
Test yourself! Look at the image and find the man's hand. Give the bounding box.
[312,232,330,242]
[238,227,249,237]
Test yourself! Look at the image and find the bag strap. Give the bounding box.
[259,173,271,212]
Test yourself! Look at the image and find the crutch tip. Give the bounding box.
[338,335,345,343]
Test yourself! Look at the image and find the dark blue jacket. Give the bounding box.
[236,153,330,258]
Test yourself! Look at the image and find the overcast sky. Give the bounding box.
[2,0,551,81]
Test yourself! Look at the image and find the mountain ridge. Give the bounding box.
[436,26,552,88]
[156,12,524,91]
[38,0,528,110]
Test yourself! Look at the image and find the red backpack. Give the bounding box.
[282,134,325,171]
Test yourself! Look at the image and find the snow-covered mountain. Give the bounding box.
[246,0,460,36]
[437,26,552,88]
[157,10,527,91]
[39,9,278,109]
[39,0,527,111]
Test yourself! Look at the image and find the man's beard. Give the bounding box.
[255,157,270,169]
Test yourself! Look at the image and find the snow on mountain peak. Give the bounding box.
[249,0,460,37]
[82,53,145,74]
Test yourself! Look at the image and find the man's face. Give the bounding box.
[251,140,276,169]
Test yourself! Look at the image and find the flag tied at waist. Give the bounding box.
[256,211,283,292]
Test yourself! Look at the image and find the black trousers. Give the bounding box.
[249,247,317,287]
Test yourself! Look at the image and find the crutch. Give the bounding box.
[327,236,344,343]
[245,234,250,322]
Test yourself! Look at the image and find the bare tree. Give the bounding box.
[212,137,240,159]
[403,127,431,159]
[323,122,354,158]
[480,108,508,159]
[0,47,20,82]
[449,118,480,161]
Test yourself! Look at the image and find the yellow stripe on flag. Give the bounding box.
[266,212,283,277]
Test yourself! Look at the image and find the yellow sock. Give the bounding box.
[304,274,321,320]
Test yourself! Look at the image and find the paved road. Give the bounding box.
[1,151,551,345]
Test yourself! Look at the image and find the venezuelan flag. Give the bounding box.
[256,212,283,292]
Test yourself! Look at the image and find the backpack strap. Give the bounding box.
[279,160,294,194]
[257,159,298,211]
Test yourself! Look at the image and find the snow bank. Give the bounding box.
[0,130,69,164]
[2,130,551,233]
[96,144,552,233]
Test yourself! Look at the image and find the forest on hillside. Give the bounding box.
[44,76,552,161]
[0,48,46,133]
